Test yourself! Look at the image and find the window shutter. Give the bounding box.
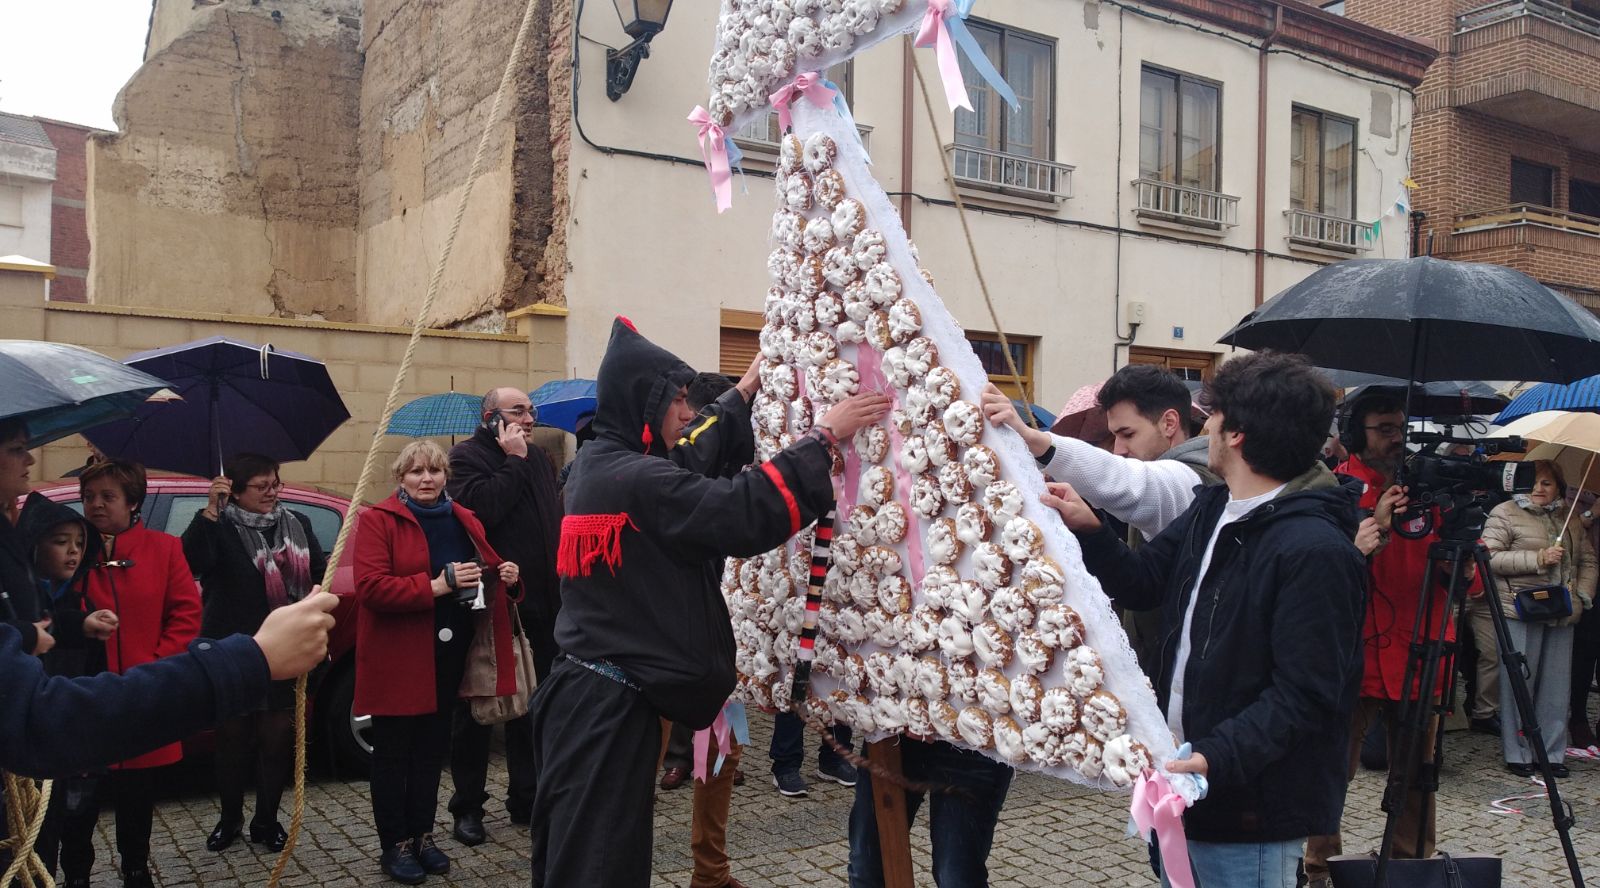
[720,327,760,377]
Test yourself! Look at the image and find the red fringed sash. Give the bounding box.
[557,513,637,578]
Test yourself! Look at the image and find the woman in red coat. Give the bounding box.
[78,459,202,888]
[354,440,519,885]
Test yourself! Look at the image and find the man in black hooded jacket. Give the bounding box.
[527,318,887,888]
[1043,351,1365,888]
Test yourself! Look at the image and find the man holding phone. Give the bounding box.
[443,387,562,844]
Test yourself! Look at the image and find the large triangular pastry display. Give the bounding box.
[718,91,1179,789]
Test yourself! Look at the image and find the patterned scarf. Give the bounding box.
[224,502,312,609]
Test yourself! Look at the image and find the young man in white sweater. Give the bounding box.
[982,365,1217,675]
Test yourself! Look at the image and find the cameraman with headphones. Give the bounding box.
[1305,395,1473,887]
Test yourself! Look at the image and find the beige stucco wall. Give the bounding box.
[0,270,570,499]
[562,0,1416,412]
[90,0,361,318]
[356,0,529,329]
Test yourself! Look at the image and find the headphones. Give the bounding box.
[1339,396,1403,456]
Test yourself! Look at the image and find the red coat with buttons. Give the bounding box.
[352,494,517,717]
[82,522,203,769]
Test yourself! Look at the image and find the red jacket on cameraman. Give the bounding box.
[1339,454,1479,700]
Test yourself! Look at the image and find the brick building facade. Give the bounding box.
[1344,0,1600,311]
[38,119,97,303]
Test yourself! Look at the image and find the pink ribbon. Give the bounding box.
[768,72,838,135]
[688,106,734,213]
[691,707,733,782]
[856,345,925,588]
[914,0,973,112]
[1131,771,1195,888]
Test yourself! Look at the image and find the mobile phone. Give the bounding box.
[483,408,506,434]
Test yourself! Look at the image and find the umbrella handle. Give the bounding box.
[1559,451,1596,546]
[259,344,275,380]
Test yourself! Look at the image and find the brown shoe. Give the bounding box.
[726,878,749,888]
[660,766,689,790]
[732,768,745,786]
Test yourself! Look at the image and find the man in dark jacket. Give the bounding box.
[1043,351,1365,888]
[443,385,562,843]
[527,318,887,888]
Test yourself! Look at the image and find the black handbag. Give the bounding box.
[1328,852,1501,888]
[1512,583,1572,622]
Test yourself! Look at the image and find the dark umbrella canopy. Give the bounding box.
[0,340,172,448]
[1220,257,1600,383]
[1322,370,1508,417]
[86,336,350,477]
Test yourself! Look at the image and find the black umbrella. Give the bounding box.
[0,340,171,447]
[1220,257,1600,383]
[1321,371,1508,417]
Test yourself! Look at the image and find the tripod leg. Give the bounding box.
[1475,546,1586,888]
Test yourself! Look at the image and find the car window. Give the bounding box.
[165,495,343,554]
[166,496,209,537]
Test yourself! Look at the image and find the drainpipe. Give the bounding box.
[1254,3,1284,306]
[901,39,916,231]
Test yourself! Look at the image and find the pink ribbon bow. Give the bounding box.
[688,106,734,213]
[1131,771,1196,888]
[914,0,973,112]
[768,72,838,134]
[691,707,733,782]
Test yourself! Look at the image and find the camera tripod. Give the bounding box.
[1376,530,1584,888]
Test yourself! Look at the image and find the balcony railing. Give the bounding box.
[732,113,873,156]
[945,144,1073,201]
[1455,203,1600,236]
[1285,208,1375,251]
[1456,0,1600,39]
[1132,178,1240,228]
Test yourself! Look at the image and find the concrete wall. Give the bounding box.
[561,0,1418,412]
[0,265,570,501]
[89,0,361,318]
[0,135,57,263]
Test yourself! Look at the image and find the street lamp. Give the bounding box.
[607,0,674,101]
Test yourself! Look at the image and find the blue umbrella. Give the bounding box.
[0,340,172,448]
[387,392,483,437]
[86,336,350,477]
[530,379,597,433]
[1495,375,1600,425]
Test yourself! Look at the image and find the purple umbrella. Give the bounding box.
[86,336,350,477]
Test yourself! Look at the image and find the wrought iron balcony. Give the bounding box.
[1285,208,1374,252]
[1456,0,1600,39]
[1132,178,1240,228]
[945,144,1073,201]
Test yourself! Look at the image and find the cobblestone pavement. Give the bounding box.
[66,714,1600,887]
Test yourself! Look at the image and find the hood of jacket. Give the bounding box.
[1161,435,1221,485]
[591,317,696,457]
[1189,460,1360,539]
[17,492,101,589]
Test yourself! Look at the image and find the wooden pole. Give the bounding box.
[866,739,915,888]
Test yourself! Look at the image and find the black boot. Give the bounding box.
[122,866,155,888]
[411,834,450,875]
[451,811,486,847]
[379,842,426,885]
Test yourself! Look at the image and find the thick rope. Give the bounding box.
[0,773,54,888]
[905,36,1040,429]
[268,0,544,883]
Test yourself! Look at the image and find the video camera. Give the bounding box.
[1395,432,1536,541]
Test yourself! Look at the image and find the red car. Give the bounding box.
[32,477,374,775]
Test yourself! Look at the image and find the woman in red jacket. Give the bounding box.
[78,459,202,888]
[354,440,519,885]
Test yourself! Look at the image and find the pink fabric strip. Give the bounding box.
[855,344,925,588]
[692,708,733,783]
[687,107,734,213]
[768,72,838,134]
[914,0,974,113]
[1131,771,1195,888]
